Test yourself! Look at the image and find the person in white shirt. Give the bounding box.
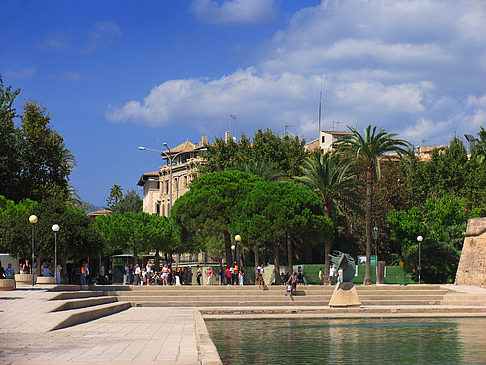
[134,264,141,285]
[329,266,335,285]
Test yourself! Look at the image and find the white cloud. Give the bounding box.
[84,21,122,54]
[109,0,486,146]
[6,67,37,79]
[39,31,70,51]
[62,72,81,81]
[190,0,278,25]
[107,68,318,131]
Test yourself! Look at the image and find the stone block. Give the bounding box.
[456,217,486,288]
[328,282,361,307]
[36,276,55,284]
[0,279,16,290]
[14,273,36,284]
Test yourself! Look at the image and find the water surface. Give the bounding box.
[206,318,486,364]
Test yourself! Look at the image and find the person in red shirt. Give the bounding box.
[225,266,231,285]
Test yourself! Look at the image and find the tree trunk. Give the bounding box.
[363,167,373,286]
[273,241,281,285]
[155,250,160,271]
[223,230,233,267]
[324,206,331,287]
[287,235,293,272]
[133,246,138,266]
[254,245,259,268]
[61,257,68,283]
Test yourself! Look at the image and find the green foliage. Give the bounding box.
[112,189,142,213]
[234,159,283,181]
[106,184,123,209]
[409,137,468,203]
[0,195,38,257]
[93,212,176,259]
[32,199,102,261]
[387,194,472,283]
[202,128,307,178]
[295,151,362,218]
[471,126,486,164]
[0,195,101,262]
[0,76,23,202]
[235,180,333,247]
[171,170,262,264]
[20,101,76,202]
[336,125,411,285]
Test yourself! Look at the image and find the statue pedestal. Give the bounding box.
[328,282,361,307]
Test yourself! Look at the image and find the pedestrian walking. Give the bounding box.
[329,266,335,285]
[239,269,244,286]
[206,267,213,285]
[196,268,202,285]
[319,268,323,285]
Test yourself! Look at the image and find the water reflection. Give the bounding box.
[205,318,486,365]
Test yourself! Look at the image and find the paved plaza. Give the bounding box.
[0,287,221,365]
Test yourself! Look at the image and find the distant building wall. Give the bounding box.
[455,217,486,288]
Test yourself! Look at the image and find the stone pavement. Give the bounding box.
[0,287,221,364]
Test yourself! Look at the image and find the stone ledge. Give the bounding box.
[36,276,55,284]
[0,279,16,290]
[14,273,36,284]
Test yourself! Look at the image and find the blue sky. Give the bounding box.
[1,0,485,207]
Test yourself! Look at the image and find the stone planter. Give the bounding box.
[0,279,16,290]
[14,273,37,284]
[36,276,55,284]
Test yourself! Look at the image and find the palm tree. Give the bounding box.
[336,125,410,285]
[108,184,123,208]
[234,159,283,181]
[295,151,362,278]
[472,126,486,164]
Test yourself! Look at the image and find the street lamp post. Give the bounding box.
[231,244,236,264]
[235,235,241,268]
[138,145,207,214]
[29,215,38,286]
[417,235,423,284]
[52,224,60,284]
[372,226,379,284]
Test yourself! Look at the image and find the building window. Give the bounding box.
[156,202,160,215]
[321,136,325,143]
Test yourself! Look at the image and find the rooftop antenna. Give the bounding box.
[284,124,293,136]
[318,76,323,138]
[336,121,343,131]
[230,114,238,138]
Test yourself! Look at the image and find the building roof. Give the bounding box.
[321,130,353,136]
[137,170,159,186]
[304,138,320,151]
[87,208,113,216]
[163,140,207,155]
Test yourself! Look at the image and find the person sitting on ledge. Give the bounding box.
[6,264,15,279]
[0,262,5,279]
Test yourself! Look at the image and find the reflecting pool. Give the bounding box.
[205,318,486,364]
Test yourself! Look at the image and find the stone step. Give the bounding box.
[199,305,486,315]
[51,296,119,312]
[49,291,106,300]
[128,298,447,307]
[49,302,131,331]
[95,284,444,291]
[104,288,448,296]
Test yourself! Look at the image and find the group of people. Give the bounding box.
[0,261,15,279]
[318,266,344,285]
[212,262,245,286]
[125,262,194,286]
[1,259,63,283]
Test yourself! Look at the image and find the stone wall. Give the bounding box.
[455,217,486,288]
